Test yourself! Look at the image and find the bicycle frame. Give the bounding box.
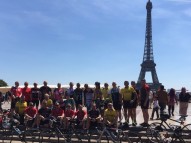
[97,126,121,143]
[157,118,185,142]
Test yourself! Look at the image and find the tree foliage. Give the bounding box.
[0,79,8,87]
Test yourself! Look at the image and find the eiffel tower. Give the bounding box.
[137,0,161,90]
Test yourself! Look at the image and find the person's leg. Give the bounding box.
[118,110,122,121]
[168,105,171,116]
[156,108,159,119]
[171,105,174,116]
[127,109,132,123]
[124,108,128,122]
[132,107,137,124]
[151,108,155,119]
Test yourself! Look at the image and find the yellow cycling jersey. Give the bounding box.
[104,108,117,122]
[16,101,27,114]
[101,88,112,101]
[121,87,136,101]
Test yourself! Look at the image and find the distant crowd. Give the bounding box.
[0,80,190,129]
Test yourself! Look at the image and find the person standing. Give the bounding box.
[65,82,74,98]
[31,83,40,109]
[140,79,149,127]
[149,89,153,109]
[110,82,122,123]
[22,82,31,106]
[179,87,191,116]
[131,81,139,126]
[168,88,178,117]
[83,84,94,111]
[10,81,22,110]
[101,83,112,109]
[121,81,136,126]
[39,81,52,104]
[150,96,160,120]
[156,85,168,113]
[53,83,64,104]
[74,83,84,108]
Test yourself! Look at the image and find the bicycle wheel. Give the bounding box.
[39,128,58,143]
[181,124,191,142]
[146,122,166,143]
[121,131,142,143]
[24,128,40,143]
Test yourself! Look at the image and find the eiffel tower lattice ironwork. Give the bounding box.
[137,0,160,90]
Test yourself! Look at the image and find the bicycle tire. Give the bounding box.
[121,131,142,143]
[146,122,167,143]
[181,123,191,142]
[24,128,40,143]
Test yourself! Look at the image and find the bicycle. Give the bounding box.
[39,117,89,143]
[0,109,26,143]
[23,117,41,143]
[88,122,142,143]
[146,112,189,143]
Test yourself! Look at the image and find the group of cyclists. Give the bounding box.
[2,79,189,131]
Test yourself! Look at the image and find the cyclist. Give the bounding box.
[35,101,52,128]
[93,82,104,116]
[53,83,64,104]
[83,84,94,111]
[87,103,102,129]
[49,102,64,127]
[131,81,139,126]
[121,81,136,126]
[110,82,122,123]
[31,82,40,109]
[139,79,149,127]
[42,94,53,109]
[75,104,87,129]
[74,83,84,108]
[15,95,27,125]
[65,82,75,98]
[22,81,31,106]
[39,81,52,104]
[104,103,117,128]
[63,94,76,111]
[101,83,112,110]
[63,103,75,130]
[10,81,22,111]
[24,102,37,127]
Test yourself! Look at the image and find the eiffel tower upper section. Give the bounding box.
[137,0,160,90]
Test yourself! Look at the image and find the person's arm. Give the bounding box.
[82,92,84,106]
[72,99,76,111]
[131,88,137,103]
[15,103,19,114]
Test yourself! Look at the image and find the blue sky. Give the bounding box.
[0,0,191,90]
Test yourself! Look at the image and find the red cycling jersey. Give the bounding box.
[65,109,75,118]
[22,87,31,102]
[25,107,37,118]
[51,108,64,118]
[11,87,22,98]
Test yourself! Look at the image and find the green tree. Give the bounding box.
[0,79,8,87]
